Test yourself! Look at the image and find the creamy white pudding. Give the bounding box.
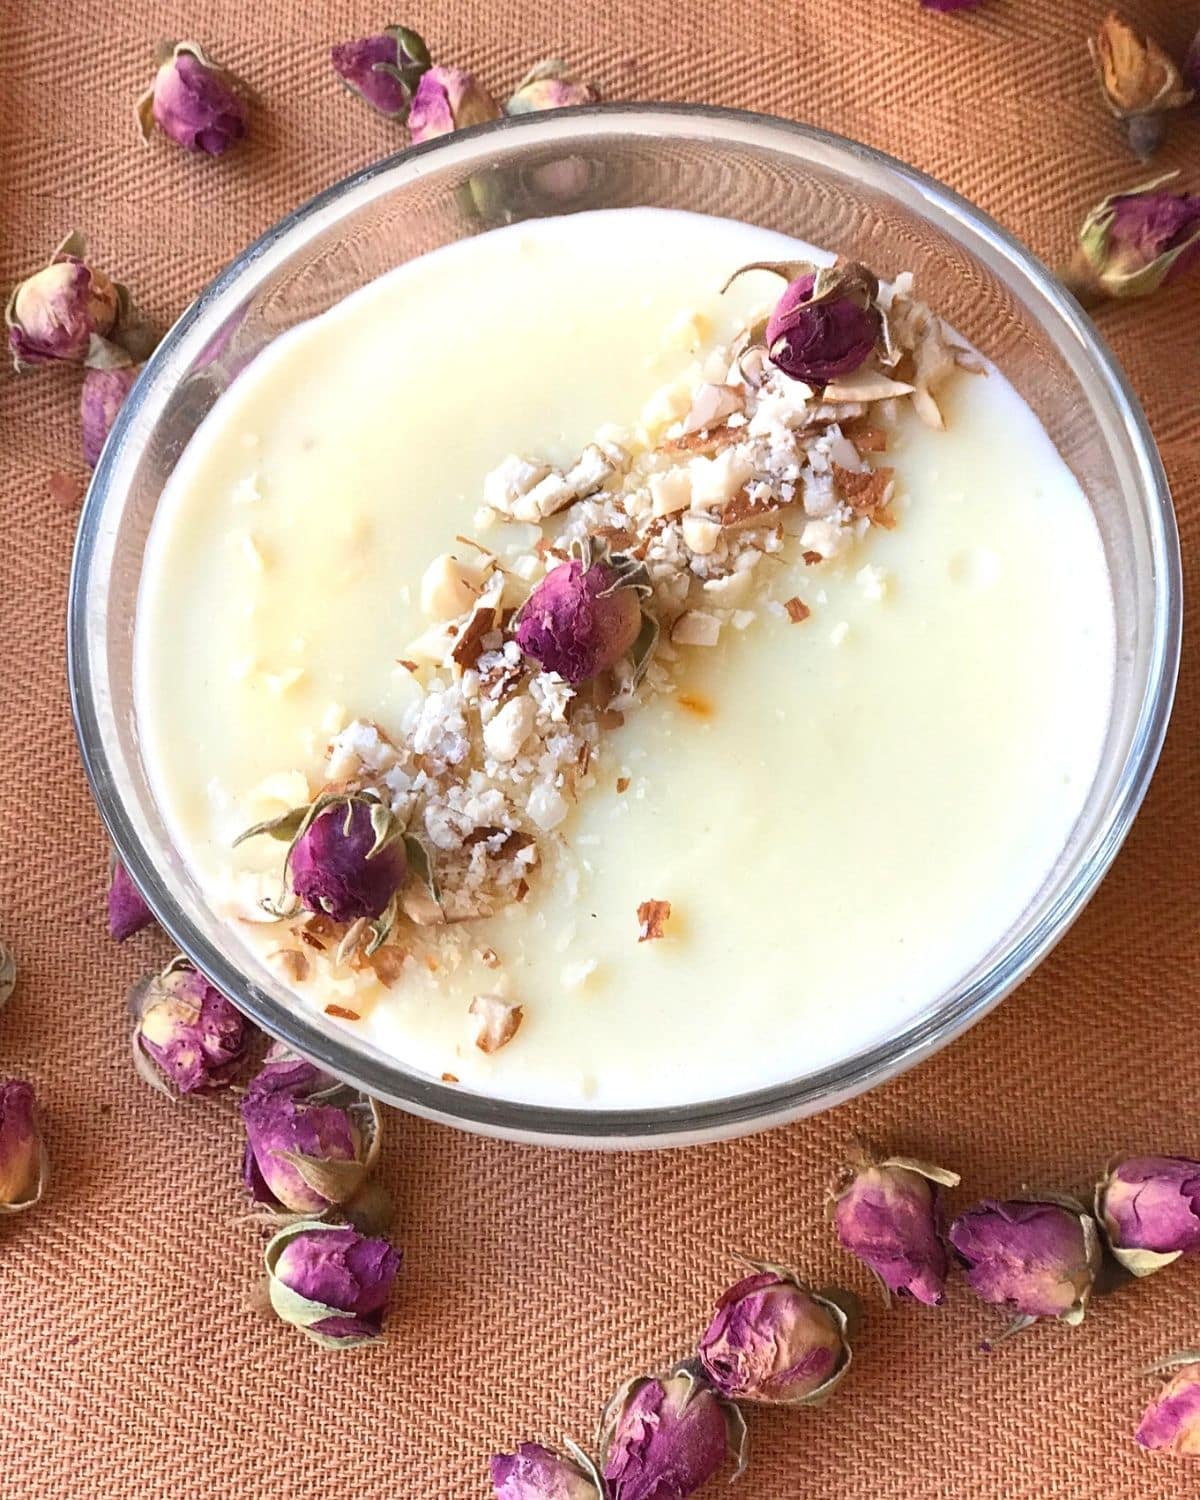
[135,208,1114,1109]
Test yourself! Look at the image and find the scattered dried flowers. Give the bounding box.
[1096,1156,1200,1277]
[833,1147,960,1305]
[1090,12,1193,162]
[506,59,598,115]
[408,65,501,144]
[491,1443,604,1500]
[108,855,155,942]
[8,235,116,370]
[128,957,249,1098]
[0,1079,47,1214]
[1063,175,1200,305]
[599,1365,747,1500]
[264,1219,401,1348]
[1137,1353,1200,1458]
[331,27,431,117]
[81,364,142,467]
[136,41,249,156]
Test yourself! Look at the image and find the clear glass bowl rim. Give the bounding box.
[69,103,1182,1147]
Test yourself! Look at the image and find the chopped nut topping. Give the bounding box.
[441,1072,460,1084]
[469,993,524,1053]
[637,899,672,942]
[784,597,811,623]
[832,462,895,526]
[325,1004,361,1020]
[616,776,631,793]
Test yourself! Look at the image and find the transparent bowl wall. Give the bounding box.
[70,106,1179,1147]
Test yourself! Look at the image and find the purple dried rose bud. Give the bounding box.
[833,1148,960,1306]
[947,1196,1101,1332]
[0,1079,48,1213]
[698,1262,852,1405]
[107,855,155,941]
[515,560,643,685]
[136,41,249,157]
[491,1441,604,1499]
[331,26,430,118]
[81,365,141,468]
[507,60,598,114]
[1064,176,1200,305]
[1096,1156,1200,1277]
[763,266,881,385]
[600,1364,747,1500]
[1136,1352,1200,1458]
[265,1220,401,1349]
[408,65,501,144]
[129,958,248,1097]
[241,1054,381,1214]
[6,234,119,370]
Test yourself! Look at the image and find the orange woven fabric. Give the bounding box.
[2,1,1200,1495]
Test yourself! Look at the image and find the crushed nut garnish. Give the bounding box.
[469,993,523,1054]
[325,1004,361,1020]
[616,776,631,794]
[637,899,672,942]
[441,1071,460,1084]
[784,597,811,623]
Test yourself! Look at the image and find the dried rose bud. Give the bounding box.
[264,1219,401,1349]
[766,269,880,384]
[241,1055,381,1215]
[81,364,141,468]
[1137,1352,1200,1458]
[491,1442,604,1499]
[833,1149,960,1305]
[408,65,501,144]
[1096,1156,1200,1277]
[515,560,643,685]
[1090,12,1193,161]
[600,1365,746,1500]
[136,41,249,156]
[698,1262,852,1405]
[6,234,119,369]
[0,1079,48,1214]
[129,957,248,1098]
[1063,176,1200,306]
[330,27,430,118]
[507,60,598,114]
[947,1196,1101,1333]
[108,855,155,941]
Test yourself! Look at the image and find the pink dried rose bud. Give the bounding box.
[136,41,249,156]
[6,233,120,369]
[765,267,880,385]
[698,1261,852,1405]
[82,364,141,468]
[833,1148,960,1306]
[241,1054,382,1215]
[107,854,155,941]
[408,65,501,144]
[491,1441,604,1499]
[0,1079,48,1214]
[265,1219,401,1349]
[507,60,598,114]
[1063,176,1200,306]
[1136,1352,1200,1458]
[599,1364,747,1500]
[947,1196,1101,1333]
[1096,1156,1200,1276]
[1090,12,1193,161]
[129,957,249,1098]
[331,26,430,118]
[515,559,643,685]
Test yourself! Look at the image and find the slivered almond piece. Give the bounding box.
[823,368,915,402]
[469,994,523,1054]
[832,462,895,527]
[720,489,783,529]
[671,610,721,647]
[678,382,745,436]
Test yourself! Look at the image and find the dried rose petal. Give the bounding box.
[130,959,248,1097]
[107,856,155,942]
[265,1220,401,1349]
[515,559,642,685]
[1090,12,1193,161]
[507,60,598,114]
[1064,176,1200,304]
[0,1079,47,1213]
[947,1196,1101,1330]
[82,365,141,468]
[600,1365,746,1500]
[1096,1156,1200,1276]
[1136,1353,1200,1458]
[7,235,119,369]
[698,1264,851,1405]
[330,27,430,118]
[136,41,249,156]
[491,1442,604,1499]
[833,1150,959,1305]
[408,66,501,144]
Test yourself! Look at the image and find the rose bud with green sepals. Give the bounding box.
[129,957,248,1097]
[1063,176,1200,305]
[833,1149,960,1305]
[136,42,249,157]
[82,365,141,468]
[491,1442,604,1499]
[698,1261,852,1405]
[407,66,501,144]
[506,60,598,115]
[515,560,643,686]
[6,235,119,369]
[1137,1353,1200,1458]
[264,1220,401,1349]
[1096,1156,1200,1277]
[0,1079,48,1214]
[947,1196,1101,1333]
[600,1364,746,1500]
[330,27,430,118]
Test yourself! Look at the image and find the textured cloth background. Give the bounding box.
[2,1,1200,1496]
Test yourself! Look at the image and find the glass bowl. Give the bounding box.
[69,105,1180,1147]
